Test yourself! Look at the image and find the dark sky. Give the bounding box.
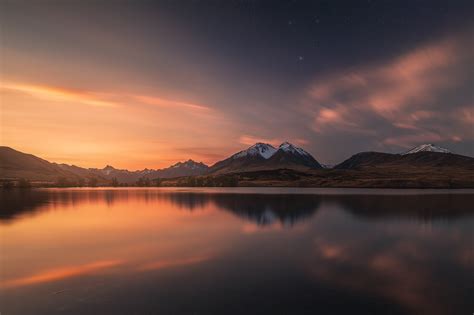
[1,0,473,168]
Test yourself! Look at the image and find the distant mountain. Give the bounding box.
[335,150,474,170]
[209,142,322,174]
[402,143,450,155]
[87,160,209,183]
[56,163,105,179]
[86,165,146,183]
[156,159,209,178]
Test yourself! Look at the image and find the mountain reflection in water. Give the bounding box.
[0,188,473,315]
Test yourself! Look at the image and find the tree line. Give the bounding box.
[1,175,239,188]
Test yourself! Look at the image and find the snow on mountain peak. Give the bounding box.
[402,144,451,155]
[231,142,315,160]
[232,143,277,159]
[279,142,310,156]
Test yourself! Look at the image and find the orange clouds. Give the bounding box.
[313,107,357,133]
[368,40,455,118]
[309,39,456,123]
[305,33,473,148]
[458,106,474,125]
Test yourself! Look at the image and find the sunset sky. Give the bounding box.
[1,0,473,169]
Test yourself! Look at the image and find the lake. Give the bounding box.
[1,188,473,315]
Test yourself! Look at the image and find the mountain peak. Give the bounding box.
[232,142,277,160]
[278,141,310,156]
[402,144,451,155]
[170,159,208,169]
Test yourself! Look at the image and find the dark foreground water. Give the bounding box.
[1,188,473,315]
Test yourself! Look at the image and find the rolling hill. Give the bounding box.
[335,145,474,170]
[0,146,89,182]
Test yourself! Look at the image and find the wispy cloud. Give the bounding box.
[133,95,212,112]
[1,81,215,114]
[0,82,119,107]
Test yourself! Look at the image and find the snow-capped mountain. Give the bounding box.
[209,142,322,174]
[402,144,451,155]
[279,141,311,156]
[269,142,322,169]
[231,143,277,159]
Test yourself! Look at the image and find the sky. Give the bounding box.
[1,0,473,169]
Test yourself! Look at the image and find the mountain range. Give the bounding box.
[1,142,473,187]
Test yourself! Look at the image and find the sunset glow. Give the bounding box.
[1,1,473,168]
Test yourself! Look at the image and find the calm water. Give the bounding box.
[1,188,473,315]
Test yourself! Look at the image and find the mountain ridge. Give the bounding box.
[0,146,209,184]
[335,151,474,170]
[2,143,474,187]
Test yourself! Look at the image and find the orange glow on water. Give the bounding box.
[0,260,122,289]
[0,189,238,290]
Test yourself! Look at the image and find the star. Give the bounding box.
[298,56,304,61]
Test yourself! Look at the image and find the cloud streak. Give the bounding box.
[133,95,212,112]
[1,81,215,114]
[0,82,119,107]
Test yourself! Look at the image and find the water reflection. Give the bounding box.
[1,260,123,289]
[2,188,474,225]
[0,188,473,315]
